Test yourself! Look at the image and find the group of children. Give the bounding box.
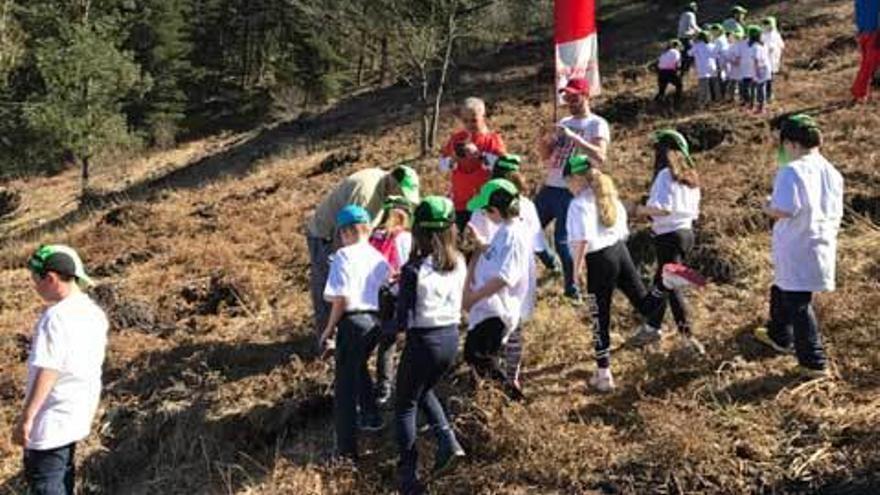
[659,3,786,114]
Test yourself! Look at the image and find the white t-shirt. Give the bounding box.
[26,292,109,450]
[714,37,730,78]
[658,49,682,71]
[678,11,699,38]
[324,240,390,311]
[751,43,772,82]
[647,168,701,235]
[409,256,467,328]
[728,39,749,80]
[566,188,629,253]
[689,42,718,79]
[546,115,611,188]
[468,220,530,334]
[770,151,843,292]
[468,199,542,321]
[762,30,785,73]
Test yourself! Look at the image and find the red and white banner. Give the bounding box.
[555,0,600,96]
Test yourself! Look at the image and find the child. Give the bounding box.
[321,205,391,459]
[689,31,718,106]
[14,245,108,495]
[746,25,772,113]
[393,196,467,494]
[463,179,531,385]
[761,16,785,101]
[368,196,414,406]
[754,115,843,379]
[631,131,705,355]
[723,5,748,34]
[466,155,543,398]
[729,26,751,106]
[655,39,684,107]
[564,156,703,392]
[710,24,730,100]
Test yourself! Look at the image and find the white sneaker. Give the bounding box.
[629,323,662,347]
[681,335,706,356]
[588,368,615,393]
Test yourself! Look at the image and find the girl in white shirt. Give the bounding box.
[632,130,704,355]
[710,24,730,100]
[745,25,772,114]
[689,31,718,106]
[727,27,748,104]
[394,196,467,492]
[655,39,684,107]
[761,16,785,101]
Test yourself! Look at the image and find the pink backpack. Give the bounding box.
[369,229,401,272]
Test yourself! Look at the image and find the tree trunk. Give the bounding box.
[429,13,457,151]
[379,36,390,86]
[81,155,90,198]
[419,70,430,157]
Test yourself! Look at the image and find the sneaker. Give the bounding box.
[432,444,465,478]
[564,288,584,306]
[358,415,385,432]
[753,327,794,355]
[629,323,662,347]
[662,263,707,290]
[796,365,829,380]
[588,368,615,393]
[681,335,706,356]
[504,380,526,401]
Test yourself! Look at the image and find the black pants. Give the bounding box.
[656,70,683,105]
[24,443,76,495]
[334,312,381,457]
[395,325,460,488]
[767,286,827,370]
[679,37,694,75]
[647,229,694,334]
[585,242,665,368]
[464,317,507,381]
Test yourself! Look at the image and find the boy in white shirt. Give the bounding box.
[14,244,108,495]
[655,39,684,107]
[745,25,773,113]
[321,204,391,459]
[727,26,747,103]
[755,115,843,378]
[689,31,718,106]
[710,24,730,100]
[761,16,785,101]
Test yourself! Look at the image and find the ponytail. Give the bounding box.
[667,150,700,188]
[589,170,619,228]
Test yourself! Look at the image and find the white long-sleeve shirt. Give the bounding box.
[678,12,700,38]
[762,30,785,73]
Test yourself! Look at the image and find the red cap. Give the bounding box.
[560,78,590,97]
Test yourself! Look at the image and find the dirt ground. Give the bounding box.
[1,1,879,494]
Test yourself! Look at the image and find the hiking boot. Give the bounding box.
[753,327,794,355]
[588,368,615,393]
[662,263,707,290]
[796,365,830,380]
[629,324,662,347]
[358,414,385,432]
[681,334,706,357]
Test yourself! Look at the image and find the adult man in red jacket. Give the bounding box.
[853,0,880,103]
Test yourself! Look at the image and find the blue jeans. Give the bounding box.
[534,185,576,295]
[24,443,75,495]
[335,313,381,458]
[767,286,827,370]
[395,325,461,489]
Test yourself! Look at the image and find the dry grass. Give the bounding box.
[2,0,880,493]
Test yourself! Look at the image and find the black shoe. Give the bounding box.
[504,381,526,401]
[358,414,385,432]
[432,440,465,478]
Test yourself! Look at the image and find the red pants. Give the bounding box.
[852,32,880,100]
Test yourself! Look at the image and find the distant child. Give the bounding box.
[321,205,391,459]
[368,196,414,406]
[710,24,730,100]
[723,4,748,34]
[729,26,752,106]
[467,155,543,398]
[689,31,719,106]
[745,25,772,113]
[754,115,843,379]
[463,179,531,385]
[394,196,467,494]
[656,39,684,106]
[564,156,703,392]
[14,245,108,495]
[761,16,786,101]
[632,131,705,355]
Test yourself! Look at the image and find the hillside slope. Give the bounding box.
[2,1,879,494]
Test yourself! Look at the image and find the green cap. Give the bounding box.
[467,178,519,212]
[391,165,420,204]
[732,5,748,15]
[729,25,745,38]
[414,196,455,230]
[709,23,724,33]
[746,24,763,38]
[383,195,413,213]
[668,39,683,49]
[763,16,777,29]
[782,113,819,131]
[653,130,695,168]
[493,154,521,173]
[28,244,95,287]
[563,155,592,177]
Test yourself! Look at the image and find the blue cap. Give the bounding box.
[336,204,371,228]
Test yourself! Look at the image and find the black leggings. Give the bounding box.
[647,229,694,334]
[585,241,665,368]
[464,317,507,382]
[656,70,683,104]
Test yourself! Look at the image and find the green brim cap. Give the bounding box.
[746,24,763,37]
[383,195,413,213]
[763,16,777,29]
[653,130,695,168]
[467,178,519,212]
[392,165,420,204]
[732,5,748,14]
[494,154,521,173]
[709,23,724,33]
[27,244,95,287]
[414,196,455,230]
[782,113,819,132]
[563,155,591,177]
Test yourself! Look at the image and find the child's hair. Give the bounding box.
[411,225,460,273]
[780,115,822,149]
[491,168,528,194]
[376,207,410,232]
[747,25,763,45]
[488,189,520,220]
[696,31,710,43]
[656,144,700,188]
[586,169,619,228]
